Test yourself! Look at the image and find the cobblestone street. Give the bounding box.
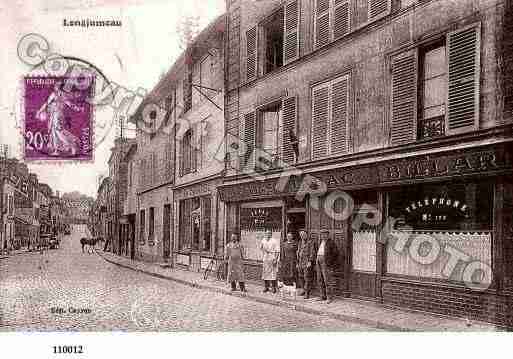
[0,225,373,331]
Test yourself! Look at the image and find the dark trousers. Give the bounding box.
[263,280,277,290]
[298,265,314,293]
[231,281,245,291]
[316,256,331,299]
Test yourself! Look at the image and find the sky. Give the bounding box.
[0,0,225,197]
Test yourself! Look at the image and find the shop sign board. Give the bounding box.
[218,144,513,202]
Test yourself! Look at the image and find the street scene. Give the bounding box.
[0,225,370,331]
[1,0,513,336]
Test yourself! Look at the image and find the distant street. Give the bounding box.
[0,225,372,331]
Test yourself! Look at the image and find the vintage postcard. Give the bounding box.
[0,0,512,357]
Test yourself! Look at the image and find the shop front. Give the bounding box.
[219,142,513,325]
[220,177,308,281]
[173,178,224,272]
[137,185,173,263]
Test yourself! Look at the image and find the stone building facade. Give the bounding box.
[218,0,513,326]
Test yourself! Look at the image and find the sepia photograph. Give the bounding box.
[0,0,512,356]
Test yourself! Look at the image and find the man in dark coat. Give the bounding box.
[315,229,339,304]
[296,229,317,299]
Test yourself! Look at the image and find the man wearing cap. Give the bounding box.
[316,229,339,303]
[296,229,316,299]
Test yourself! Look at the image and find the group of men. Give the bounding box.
[296,229,339,303]
[226,228,340,304]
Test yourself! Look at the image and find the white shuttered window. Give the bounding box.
[314,0,351,49]
[390,24,480,145]
[311,74,351,159]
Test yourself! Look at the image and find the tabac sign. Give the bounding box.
[218,143,513,202]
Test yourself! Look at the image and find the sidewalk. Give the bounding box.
[97,250,501,331]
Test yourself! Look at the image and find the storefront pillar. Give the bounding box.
[375,191,386,302]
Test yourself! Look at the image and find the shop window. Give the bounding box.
[179,196,212,252]
[202,196,212,252]
[386,180,493,284]
[390,25,480,145]
[352,208,378,272]
[256,102,283,170]
[239,203,282,261]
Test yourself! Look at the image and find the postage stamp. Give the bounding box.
[23,76,94,161]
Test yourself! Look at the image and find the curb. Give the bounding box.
[96,250,408,331]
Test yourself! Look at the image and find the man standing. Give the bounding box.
[297,229,316,299]
[316,229,338,304]
[260,229,279,293]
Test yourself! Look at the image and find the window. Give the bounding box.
[183,65,192,113]
[151,152,157,185]
[139,209,145,244]
[314,0,351,49]
[202,196,211,251]
[387,180,493,284]
[418,42,447,139]
[262,9,284,75]
[390,25,480,145]
[128,161,133,187]
[148,108,158,139]
[257,103,282,169]
[179,196,212,252]
[200,55,213,92]
[240,96,297,172]
[180,129,196,176]
[311,73,350,159]
[246,0,299,81]
[164,88,176,127]
[148,207,155,246]
[239,203,282,261]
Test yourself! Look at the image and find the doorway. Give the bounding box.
[349,192,379,299]
[163,204,171,260]
[128,214,136,260]
[286,211,306,239]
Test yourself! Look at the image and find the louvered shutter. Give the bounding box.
[333,0,350,40]
[390,50,417,145]
[315,0,330,49]
[152,153,157,184]
[191,127,198,172]
[281,96,297,165]
[312,84,330,159]
[165,141,172,182]
[368,0,390,20]
[447,25,480,134]
[246,27,257,81]
[283,0,300,64]
[241,112,256,171]
[331,75,350,155]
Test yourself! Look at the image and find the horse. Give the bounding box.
[80,237,99,254]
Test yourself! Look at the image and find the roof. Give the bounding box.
[130,13,226,119]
